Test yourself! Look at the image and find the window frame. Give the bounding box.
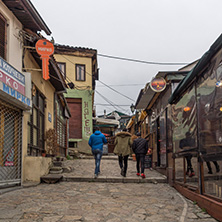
[57,62,66,79]
[75,64,86,81]
[0,13,7,60]
[28,86,45,156]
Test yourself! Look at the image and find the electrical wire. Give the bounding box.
[96,84,144,87]
[95,90,129,114]
[95,104,130,106]
[56,51,136,102]
[98,53,188,66]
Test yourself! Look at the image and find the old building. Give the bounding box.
[169,34,222,221]
[54,45,98,154]
[0,0,70,186]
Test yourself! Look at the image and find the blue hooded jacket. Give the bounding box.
[88,131,107,151]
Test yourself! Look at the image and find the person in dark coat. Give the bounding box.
[179,132,195,177]
[114,128,132,177]
[132,132,148,178]
[88,127,107,178]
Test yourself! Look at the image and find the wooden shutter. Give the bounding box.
[0,14,6,59]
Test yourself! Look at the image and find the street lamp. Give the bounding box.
[130,104,135,114]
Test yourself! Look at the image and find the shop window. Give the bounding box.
[0,13,7,59]
[197,57,222,198]
[28,87,45,156]
[172,85,198,187]
[76,64,85,81]
[57,62,66,79]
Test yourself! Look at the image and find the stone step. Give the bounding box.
[63,176,167,183]
[50,166,63,171]
[50,169,63,174]
[53,161,63,167]
[41,174,63,184]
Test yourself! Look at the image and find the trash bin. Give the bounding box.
[103,144,108,155]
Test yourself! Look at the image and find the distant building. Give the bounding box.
[54,45,98,154]
[98,110,131,134]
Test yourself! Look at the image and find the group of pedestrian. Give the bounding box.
[88,127,149,179]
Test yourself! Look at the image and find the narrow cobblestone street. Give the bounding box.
[0,158,218,222]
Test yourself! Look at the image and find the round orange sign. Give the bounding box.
[150,77,166,92]
[35,39,54,56]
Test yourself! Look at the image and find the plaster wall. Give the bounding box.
[0,1,23,71]
[54,54,92,89]
[65,88,93,154]
[22,50,55,182]
[23,157,52,182]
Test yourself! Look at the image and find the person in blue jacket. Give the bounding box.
[88,127,107,178]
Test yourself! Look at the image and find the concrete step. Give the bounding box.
[50,166,63,174]
[63,176,167,183]
[51,166,63,171]
[41,174,63,184]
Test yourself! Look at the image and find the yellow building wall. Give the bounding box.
[54,54,92,89]
[22,49,56,183]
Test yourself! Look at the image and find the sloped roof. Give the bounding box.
[169,33,222,104]
[3,0,51,35]
[135,71,188,109]
[55,44,97,57]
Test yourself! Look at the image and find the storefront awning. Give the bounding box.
[138,110,147,122]
[126,116,135,129]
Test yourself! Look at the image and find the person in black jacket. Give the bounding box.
[132,132,148,178]
[179,132,195,177]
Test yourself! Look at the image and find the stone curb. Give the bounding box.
[63,176,167,183]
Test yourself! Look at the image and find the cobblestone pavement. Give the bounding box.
[62,157,166,180]
[0,158,218,222]
[0,182,217,222]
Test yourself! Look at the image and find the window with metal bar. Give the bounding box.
[28,86,45,156]
[55,98,67,156]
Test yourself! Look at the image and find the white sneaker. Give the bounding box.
[94,174,98,179]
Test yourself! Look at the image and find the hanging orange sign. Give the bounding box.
[35,39,54,80]
[150,77,166,92]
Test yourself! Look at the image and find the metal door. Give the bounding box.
[0,100,22,188]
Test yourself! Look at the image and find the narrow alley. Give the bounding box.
[0,157,217,222]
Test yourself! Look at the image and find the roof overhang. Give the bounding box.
[3,0,51,35]
[169,34,222,104]
[135,71,188,110]
[93,117,119,126]
[29,50,67,92]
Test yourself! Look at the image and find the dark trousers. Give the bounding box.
[185,155,194,173]
[118,155,129,174]
[136,154,145,174]
[206,161,220,173]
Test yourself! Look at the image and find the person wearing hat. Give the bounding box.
[132,132,148,178]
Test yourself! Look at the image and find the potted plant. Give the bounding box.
[45,128,58,157]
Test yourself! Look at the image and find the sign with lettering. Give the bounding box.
[0,57,25,95]
[83,101,91,137]
[150,77,166,92]
[1,82,31,107]
[35,39,54,80]
[0,58,32,110]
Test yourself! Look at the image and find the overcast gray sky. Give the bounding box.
[32,0,222,116]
